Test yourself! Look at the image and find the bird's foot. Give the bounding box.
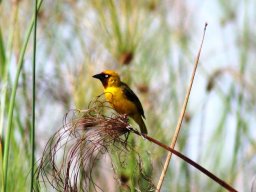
[126,125,133,131]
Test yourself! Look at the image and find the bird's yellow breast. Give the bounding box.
[104,86,137,115]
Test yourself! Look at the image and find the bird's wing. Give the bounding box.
[121,82,145,119]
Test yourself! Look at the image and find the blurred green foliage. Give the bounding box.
[0,0,256,191]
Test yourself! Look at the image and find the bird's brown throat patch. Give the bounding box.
[102,79,108,88]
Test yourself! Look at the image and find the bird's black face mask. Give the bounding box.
[93,73,110,88]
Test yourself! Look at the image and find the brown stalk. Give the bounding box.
[156,23,208,191]
[130,129,238,192]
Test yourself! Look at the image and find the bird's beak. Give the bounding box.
[92,73,104,80]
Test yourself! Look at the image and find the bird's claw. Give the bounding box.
[126,125,133,131]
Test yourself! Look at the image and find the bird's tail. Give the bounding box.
[132,114,148,134]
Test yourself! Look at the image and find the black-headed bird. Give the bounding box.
[93,70,148,134]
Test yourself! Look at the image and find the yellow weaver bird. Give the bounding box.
[93,70,148,134]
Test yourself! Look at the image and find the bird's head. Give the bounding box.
[93,70,121,88]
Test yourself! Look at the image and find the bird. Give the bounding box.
[93,70,148,134]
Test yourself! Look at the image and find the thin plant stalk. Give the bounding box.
[30,0,38,191]
[133,130,237,192]
[156,23,208,191]
[0,2,19,188]
[0,2,21,139]
[2,1,43,191]
[0,27,6,192]
[0,0,19,152]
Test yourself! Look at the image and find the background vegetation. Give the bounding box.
[0,0,256,191]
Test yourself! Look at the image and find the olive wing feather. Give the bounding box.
[121,82,145,119]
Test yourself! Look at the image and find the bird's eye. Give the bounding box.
[105,74,109,78]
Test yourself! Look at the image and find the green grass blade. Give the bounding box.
[0,28,6,70]
[2,1,43,191]
[30,0,38,191]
